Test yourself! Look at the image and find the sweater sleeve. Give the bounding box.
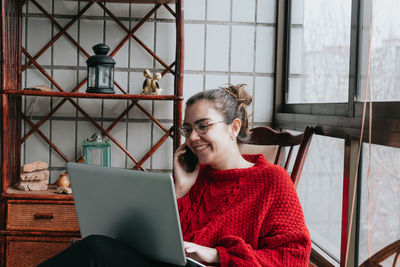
[216,166,311,266]
[216,232,310,266]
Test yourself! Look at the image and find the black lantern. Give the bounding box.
[86,44,116,94]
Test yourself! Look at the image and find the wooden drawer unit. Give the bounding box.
[6,236,72,267]
[6,200,79,232]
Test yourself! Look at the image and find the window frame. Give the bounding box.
[273,0,400,266]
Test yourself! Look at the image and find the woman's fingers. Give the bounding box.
[185,247,195,253]
[184,241,195,254]
[174,144,187,159]
[183,242,219,264]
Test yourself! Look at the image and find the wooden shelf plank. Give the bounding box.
[3,185,74,200]
[0,230,81,237]
[1,90,183,101]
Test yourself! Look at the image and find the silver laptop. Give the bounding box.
[67,162,205,267]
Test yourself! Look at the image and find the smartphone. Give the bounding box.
[179,146,198,172]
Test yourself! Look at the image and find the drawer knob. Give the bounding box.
[34,213,54,220]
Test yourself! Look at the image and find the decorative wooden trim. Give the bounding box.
[174,0,184,150]
[65,0,176,3]
[98,2,176,76]
[1,0,23,192]
[28,0,91,59]
[0,200,5,232]
[22,0,93,72]
[133,128,173,170]
[21,113,70,162]
[19,79,87,143]
[0,234,5,267]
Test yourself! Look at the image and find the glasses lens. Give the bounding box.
[179,126,192,137]
[195,122,209,135]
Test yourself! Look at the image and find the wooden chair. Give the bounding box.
[309,239,400,267]
[239,125,314,187]
[309,248,335,267]
[359,239,400,267]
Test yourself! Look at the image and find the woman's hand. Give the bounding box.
[173,144,200,199]
[184,241,220,265]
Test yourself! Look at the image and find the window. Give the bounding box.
[358,143,400,266]
[297,135,344,261]
[358,0,400,101]
[288,0,351,103]
[275,0,400,265]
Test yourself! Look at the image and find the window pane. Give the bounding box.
[358,0,400,101]
[88,67,96,87]
[288,0,351,103]
[358,144,400,266]
[296,135,344,260]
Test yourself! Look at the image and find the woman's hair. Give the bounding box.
[186,84,252,144]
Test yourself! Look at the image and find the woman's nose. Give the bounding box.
[187,129,200,140]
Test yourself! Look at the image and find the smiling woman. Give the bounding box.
[173,84,311,266]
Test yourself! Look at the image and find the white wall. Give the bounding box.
[21,0,276,181]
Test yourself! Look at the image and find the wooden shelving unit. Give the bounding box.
[0,0,184,266]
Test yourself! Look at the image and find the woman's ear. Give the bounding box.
[230,118,242,138]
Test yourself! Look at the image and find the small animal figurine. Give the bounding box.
[142,69,163,95]
[142,69,153,94]
[88,133,102,142]
[151,72,163,95]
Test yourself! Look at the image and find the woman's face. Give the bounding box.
[183,100,235,169]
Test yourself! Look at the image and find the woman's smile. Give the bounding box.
[194,144,210,152]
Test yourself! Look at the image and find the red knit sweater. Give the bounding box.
[177,154,311,266]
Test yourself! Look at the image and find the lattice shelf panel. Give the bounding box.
[18,0,184,172]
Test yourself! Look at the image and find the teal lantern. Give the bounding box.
[82,133,111,167]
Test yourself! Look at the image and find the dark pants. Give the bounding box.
[37,235,179,267]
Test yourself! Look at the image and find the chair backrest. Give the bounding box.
[359,239,400,267]
[239,126,314,188]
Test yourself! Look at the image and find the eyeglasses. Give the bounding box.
[179,120,225,137]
